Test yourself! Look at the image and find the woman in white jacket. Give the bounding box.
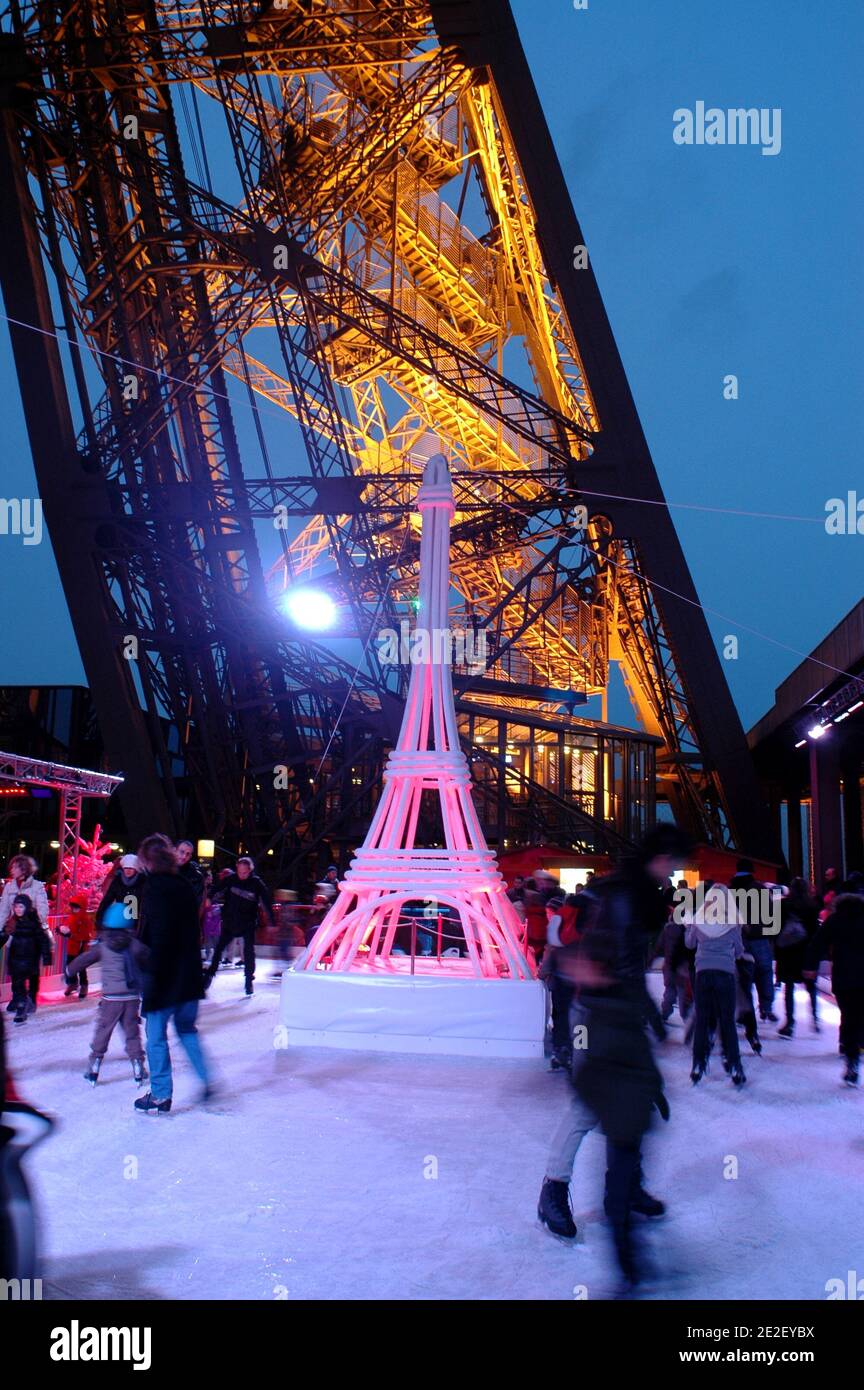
[0,856,50,933]
[684,883,746,1087]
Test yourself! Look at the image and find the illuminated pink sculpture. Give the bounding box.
[299,443,533,981]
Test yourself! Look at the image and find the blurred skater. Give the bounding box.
[134,835,212,1114]
[807,893,864,1086]
[775,878,819,1037]
[550,825,690,1293]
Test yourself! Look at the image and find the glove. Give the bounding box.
[654,1090,671,1122]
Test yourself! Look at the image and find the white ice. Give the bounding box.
[7,970,861,1300]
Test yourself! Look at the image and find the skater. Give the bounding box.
[64,900,150,1086]
[0,856,50,934]
[59,892,94,999]
[659,916,693,1024]
[734,949,762,1056]
[806,893,864,1086]
[731,859,777,1021]
[551,825,688,1292]
[201,872,222,965]
[95,854,144,928]
[685,883,746,1086]
[205,857,274,997]
[134,834,212,1114]
[0,896,52,1023]
[775,877,819,1037]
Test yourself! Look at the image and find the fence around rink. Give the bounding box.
[0,903,484,1001]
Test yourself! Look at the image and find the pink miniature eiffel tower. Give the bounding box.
[300,441,534,981]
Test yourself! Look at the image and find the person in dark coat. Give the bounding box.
[133,835,212,1114]
[95,855,145,928]
[730,859,776,1021]
[806,893,864,1086]
[0,896,52,1023]
[204,857,273,997]
[775,878,820,1037]
[175,841,206,910]
[553,824,692,1292]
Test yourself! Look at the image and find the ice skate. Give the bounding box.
[134,1092,172,1114]
[537,1178,577,1240]
[131,1058,147,1086]
[83,1057,101,1086]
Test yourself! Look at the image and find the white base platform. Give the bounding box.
[279,968,547,1058]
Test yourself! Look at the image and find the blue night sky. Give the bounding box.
[0,0,861,730]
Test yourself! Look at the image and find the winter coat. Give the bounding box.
[0,877,49,930]
[214,873,273,935]
[137,872,205,1014]
[61,904,94,953]
[522,889,548,950]
[569,865,670,1146]
[809,895,864,993]
[0,915,52,972]
[684,921,744,974]
[572,996,666,1146]
[728,871,767,942]
[774,893,819,985]
[65,930,150,1001]
[179,860,206,909]
[95,870,146,929]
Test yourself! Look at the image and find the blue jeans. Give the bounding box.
[145,1001,210,1101]
[748,937,776,1015]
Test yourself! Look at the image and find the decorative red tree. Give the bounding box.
[56,824,115,914]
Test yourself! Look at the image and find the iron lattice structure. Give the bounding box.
[0,0,777,869]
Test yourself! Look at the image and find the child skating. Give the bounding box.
[64,900,150,1086]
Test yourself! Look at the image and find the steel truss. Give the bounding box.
[0,0,777,868]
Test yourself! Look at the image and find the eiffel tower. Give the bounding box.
[301,437,532,979]
[0,0,776,870]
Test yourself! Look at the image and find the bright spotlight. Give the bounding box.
[807,723,828,740]
[281,587,337,631]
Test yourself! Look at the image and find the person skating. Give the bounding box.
[64,900,150,1086]
[659,916,693,1024]
[59,892,94,999]
[0,896,52,1024]
[133,835,212,1113]
[775,877,820,1037]
[685,883,746,1086]
[731,859,776,1021]
[547,825,689,1292]
[205,857,274,997]
[806,893,864,1086]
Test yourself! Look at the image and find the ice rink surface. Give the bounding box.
[8,972,861,1301]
